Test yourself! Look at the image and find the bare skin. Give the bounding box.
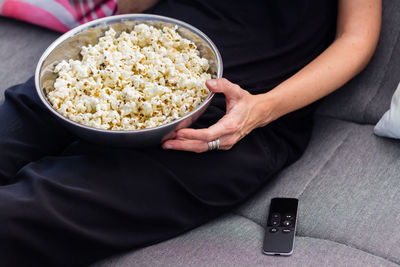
[161,0,382,153]
[120,0,382,153]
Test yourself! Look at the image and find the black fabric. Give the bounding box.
[1,78,292,266]
[147,0,338,93]
[146,0,337,152]
[0,1,337,266]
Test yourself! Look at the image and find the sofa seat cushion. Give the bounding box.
[93,214,397,267]
[94,116,400,266]
[235,115,400,264]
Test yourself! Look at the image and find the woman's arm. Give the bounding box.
[253,0,382,128]
[118,0,160,14]
[163,0,382,153]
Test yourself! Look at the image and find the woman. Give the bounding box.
[0,0,381,266]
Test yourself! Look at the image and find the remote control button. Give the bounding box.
[271,220,279,226]
[285,214,294,220]
[269,227,278,233]
[282,228,291,234]
[271,213,280,219]
[282,220,291,227]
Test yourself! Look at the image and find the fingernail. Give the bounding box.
[207,80,217,88]
[177,132,185,138]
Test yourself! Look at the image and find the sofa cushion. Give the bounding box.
[316,0,400,125]
[0,18,60,104]
[93,214,398,267]
[375,82,400,138]
[236,115,400,264]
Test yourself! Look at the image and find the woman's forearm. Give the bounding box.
[253,0,382,128]
[162,0,382,153]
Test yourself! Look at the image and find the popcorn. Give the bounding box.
[47,24,211,130]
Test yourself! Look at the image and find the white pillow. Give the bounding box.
[374,82,400,139]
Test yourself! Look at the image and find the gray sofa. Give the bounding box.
[0,0,399,266]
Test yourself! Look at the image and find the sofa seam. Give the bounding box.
[234,116,365,227]
[295,126,354,199]
[314,113,375,126]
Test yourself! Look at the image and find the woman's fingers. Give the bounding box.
[162,138,208,153]
[162,137,211,153]
[177,116,238,142]
[173,78,246,143]
[177,128,219,142]
[162,134,236,152]
[161,78,254,153]
[206,78,243,100]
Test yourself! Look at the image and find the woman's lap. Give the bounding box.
[0,78,296,266]
[0,77,75,184]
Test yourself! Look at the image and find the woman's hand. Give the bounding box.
[160,0,381,154]
[162,78,273,153]
[161,0,381,154]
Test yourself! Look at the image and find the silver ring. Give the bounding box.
[207,138,220,151]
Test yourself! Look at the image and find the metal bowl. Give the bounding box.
[35,14,223,147]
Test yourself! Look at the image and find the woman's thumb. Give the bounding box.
[206,78,239,96]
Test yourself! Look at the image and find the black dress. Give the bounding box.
[0,1,337,266]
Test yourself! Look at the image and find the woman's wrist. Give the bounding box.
[250,90,282,129]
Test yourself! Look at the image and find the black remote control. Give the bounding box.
[262,198,298,256]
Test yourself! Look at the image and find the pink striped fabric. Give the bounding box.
[0,0,118,32]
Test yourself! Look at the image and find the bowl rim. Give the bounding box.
[34,14,223,134]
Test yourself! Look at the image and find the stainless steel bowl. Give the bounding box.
[35,14,223,147]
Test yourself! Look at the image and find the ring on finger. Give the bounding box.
[207,138,220,151]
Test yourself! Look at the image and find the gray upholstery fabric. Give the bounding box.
[236,116,400,264]
[316,0,400,125]
[93,214,397,267]
[0,18,60,104]
[1,0,400,266]
[94,116,400,266]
